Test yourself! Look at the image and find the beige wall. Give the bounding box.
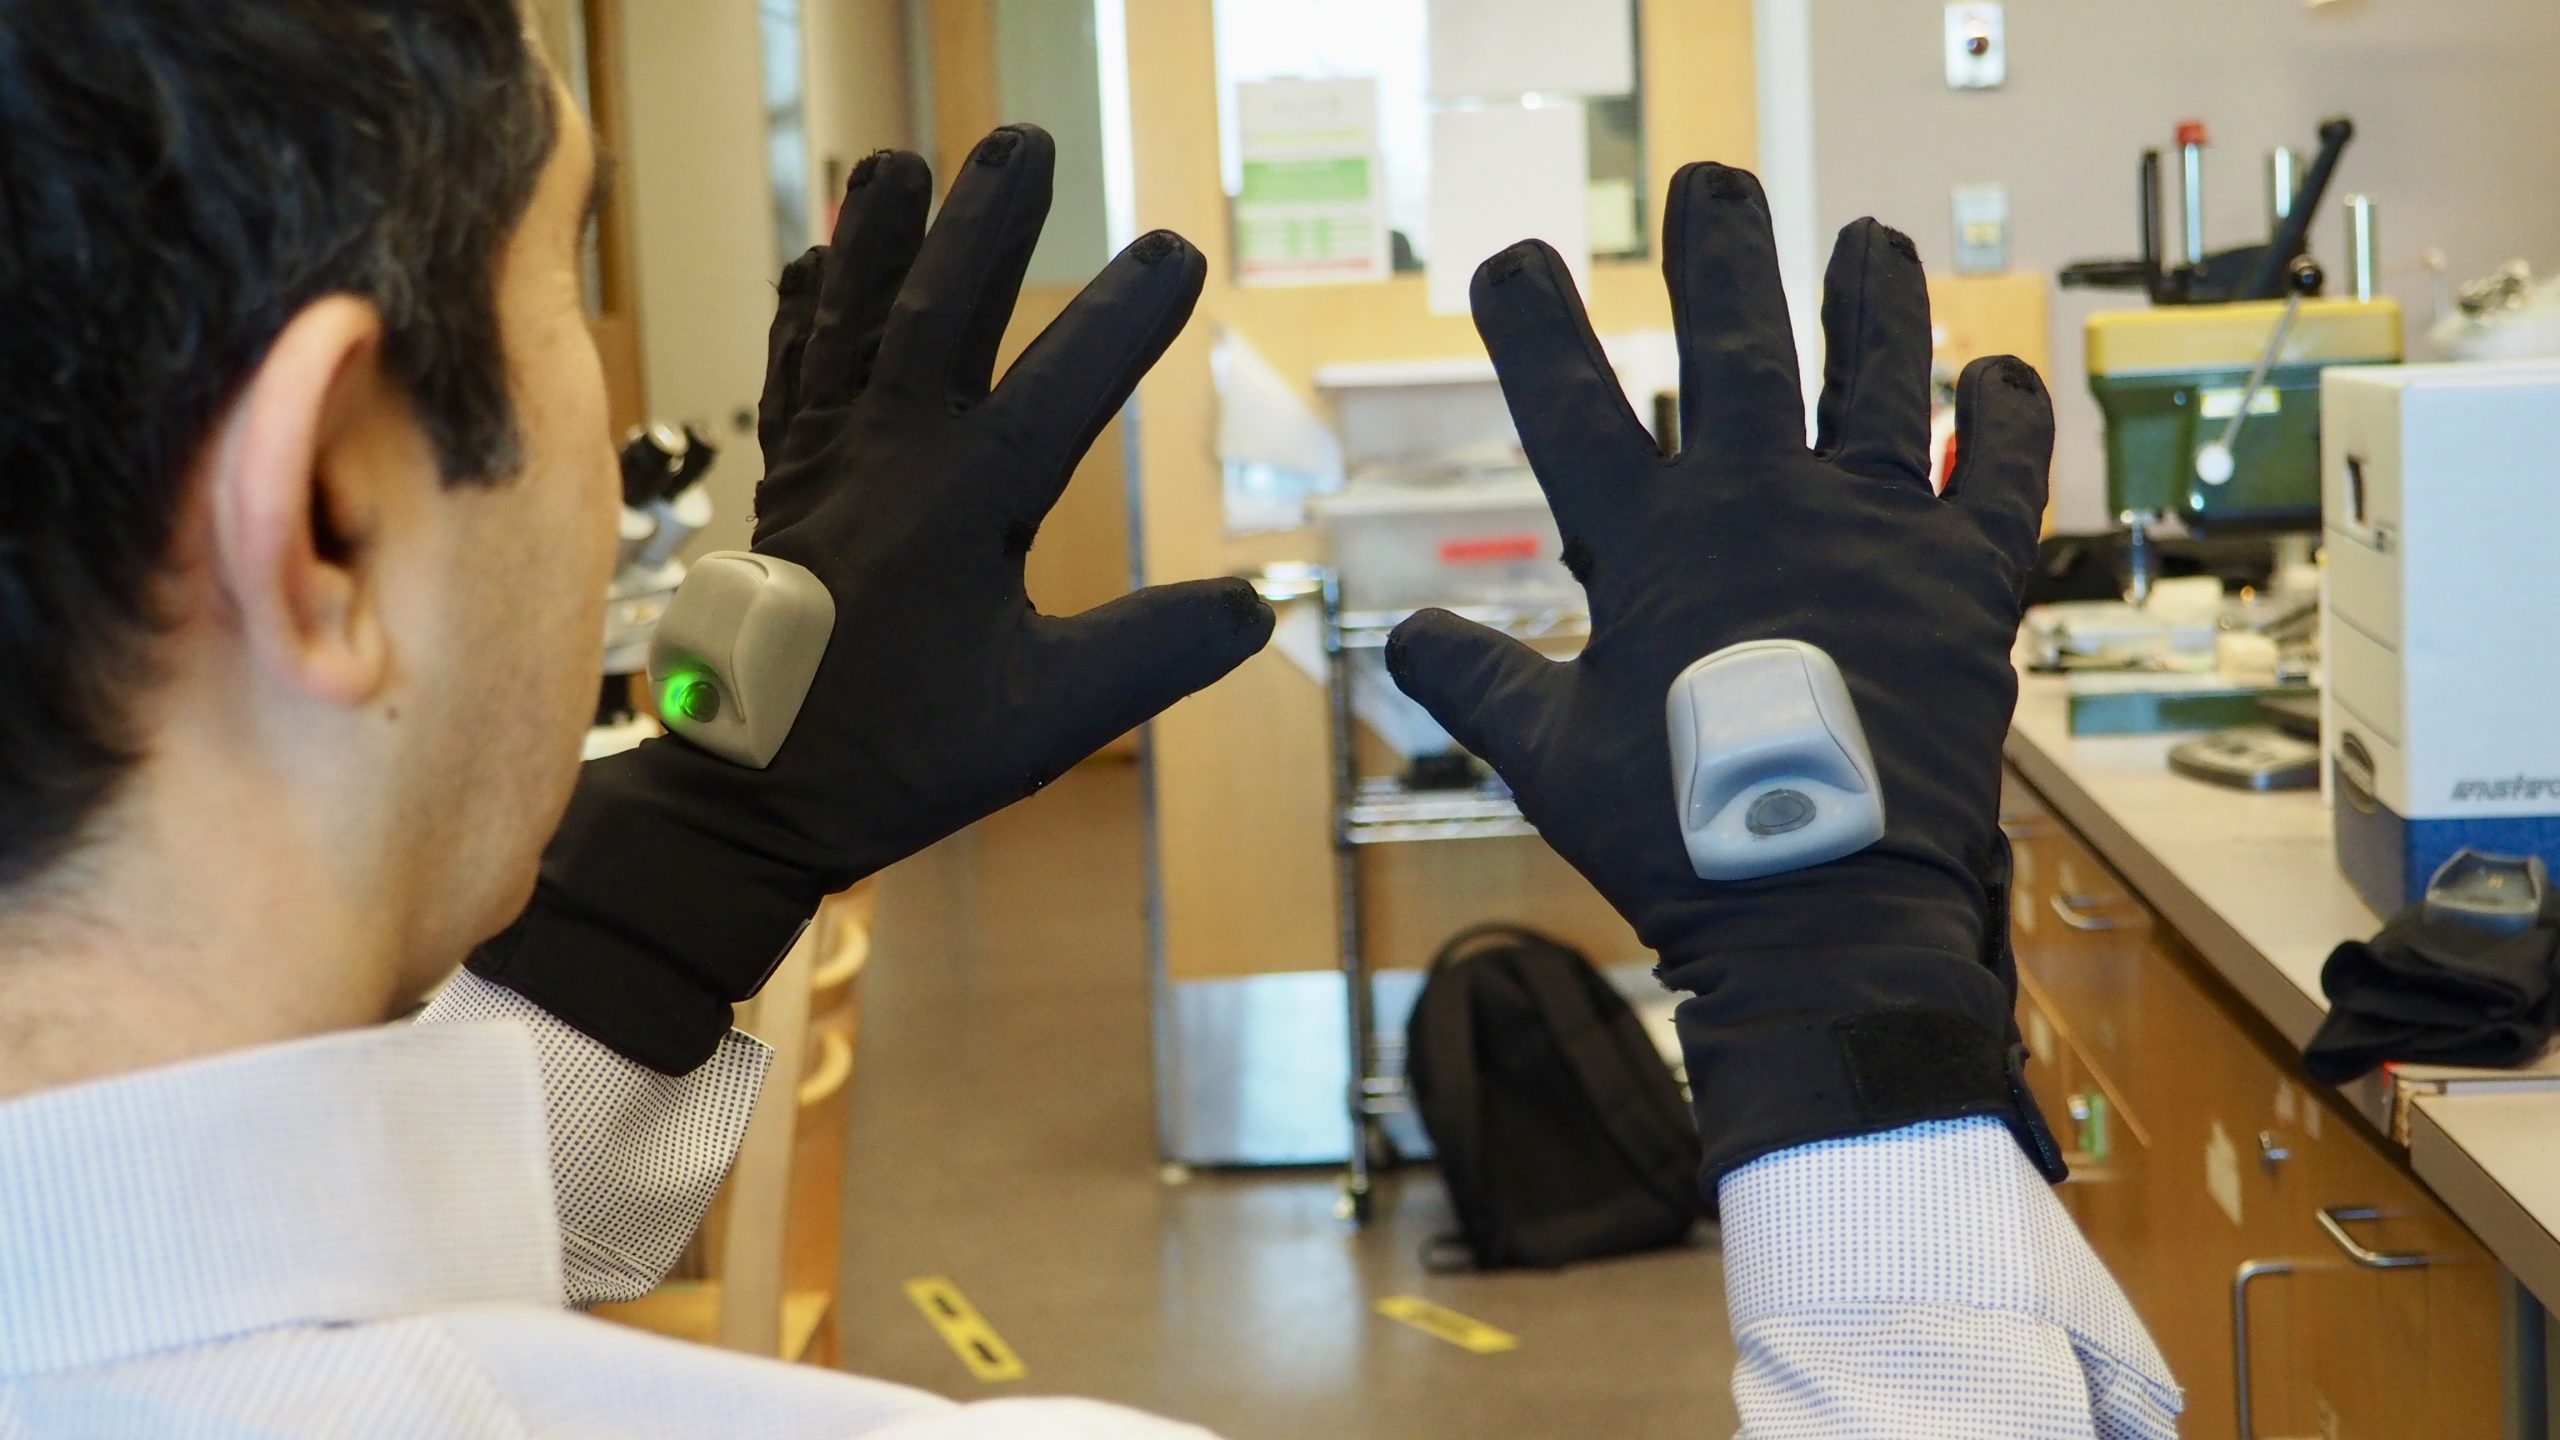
[802,0,916,242]
[617,0,782,555]
[1809,0,2560,532]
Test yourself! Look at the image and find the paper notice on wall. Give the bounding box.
[1425,102,1589,316]
[1427,0,1634,99]
[1233,77,1390,287]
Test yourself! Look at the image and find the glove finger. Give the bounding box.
[1382,607,1563,779]
[1945,355,2054,578]
[873,125,1055,406]
[757,247,825,465]
[1471,239,1657,545]
[1663,163,1806,459]
[1019,579,1276,779]
[1813,218,1933,488]
[794,149,933,412]
[983,229,1205,521]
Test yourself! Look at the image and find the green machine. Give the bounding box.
[2063,117,2401,599]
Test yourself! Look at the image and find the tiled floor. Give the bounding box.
[835,759,1742,1438]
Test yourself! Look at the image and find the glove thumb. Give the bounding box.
[1027,578,1275,771]
[1384,607,1560,776]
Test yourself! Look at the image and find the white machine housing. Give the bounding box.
[2320,361,2560,915]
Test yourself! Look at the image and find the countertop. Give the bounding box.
[2006,667,2560,1309]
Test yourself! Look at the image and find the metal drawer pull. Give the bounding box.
[2316,1205,2431,1269]
[2231,1258,2294,1438]
[2049,891,2132,931]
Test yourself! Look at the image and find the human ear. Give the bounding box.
[203,295,406,707]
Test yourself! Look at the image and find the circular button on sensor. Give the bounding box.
[1746,788,1816,837]
[669,675,722,724]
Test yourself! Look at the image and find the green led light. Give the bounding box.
[662,670,721,725]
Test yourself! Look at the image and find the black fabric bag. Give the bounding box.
[1404,923,1706,1270]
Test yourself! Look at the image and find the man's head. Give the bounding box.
[0,1,620,1046]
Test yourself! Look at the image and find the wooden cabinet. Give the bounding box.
[2002,771,2507,1438]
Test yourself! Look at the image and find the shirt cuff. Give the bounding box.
[1718,1116,2180,1434]
[419,969,773,1307]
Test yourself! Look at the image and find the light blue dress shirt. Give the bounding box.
[0,972,2179,1437]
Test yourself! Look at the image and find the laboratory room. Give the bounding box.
[18,0,2560,1437]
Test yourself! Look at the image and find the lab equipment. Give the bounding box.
[2168,725,2319,792]
[1668,640,1885,881]
[2062,117,2402,602]
[646,551,835,769]
[600,423,716,707]
[2431,261,2560,362]
[2320,361,2560,916]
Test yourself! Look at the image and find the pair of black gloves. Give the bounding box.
[471,126,2064,1195]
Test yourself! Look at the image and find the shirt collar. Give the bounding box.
[0,1020,565,1377]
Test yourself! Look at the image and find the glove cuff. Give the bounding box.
[468,901,759,1075]
[465,745,835,1075]
[1664,945,2066,1211]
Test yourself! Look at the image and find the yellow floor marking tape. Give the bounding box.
[904,1276,1027,1382]
[1374,1295,1519,1354]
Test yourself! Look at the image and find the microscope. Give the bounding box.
[590,422,718,755]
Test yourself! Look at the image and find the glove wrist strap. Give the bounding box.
[1668,947,2066,1212]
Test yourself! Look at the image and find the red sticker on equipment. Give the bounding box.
[1439,534,1541,564]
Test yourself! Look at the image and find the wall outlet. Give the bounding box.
[1950,183,2010,273]
[1945,3,2006,90]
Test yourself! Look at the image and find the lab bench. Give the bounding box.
[2004,666,2557,1439]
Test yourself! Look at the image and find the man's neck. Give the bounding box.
[0,770,410,1103]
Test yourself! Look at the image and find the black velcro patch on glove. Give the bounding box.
[1836,1008,2010,1120]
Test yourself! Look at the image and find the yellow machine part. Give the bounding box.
[2086,297,2403,376]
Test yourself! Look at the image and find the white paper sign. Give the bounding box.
[1427,0,1634,99]
[1425,102,1590,317]
[1233,77,1390,287]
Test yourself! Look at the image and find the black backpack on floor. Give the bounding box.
[1404,923,1707,1270]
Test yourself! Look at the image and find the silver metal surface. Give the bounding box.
[2256,1129,2292,1173]
[2050,891,2132,932]
[2231,1258,2295,1438]
[2267,146,2298,229]
[2203,288,2310,477]
[2316,1204,2432,1269]
[1163,969,1428,1167]
[2182,140,2207,265]
[2346,193,2377,303]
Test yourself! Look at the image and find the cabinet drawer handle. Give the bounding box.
[2231,1258,2295,1439]
[2315,1205,2432,1269]
[2049,891,2131,931]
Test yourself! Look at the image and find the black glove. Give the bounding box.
[1384,163,2065,1195]
[2304,901,2560,1083]
[470,127,1273,1072]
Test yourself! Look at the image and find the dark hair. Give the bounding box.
[0,1,559,889]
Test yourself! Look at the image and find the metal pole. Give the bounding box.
[2178,121,2208,266]
[2346,194,2377,302]
[1322,573,1375,1222]
[2266,146,2297,228]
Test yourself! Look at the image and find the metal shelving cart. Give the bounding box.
[1280,564,1589,1222]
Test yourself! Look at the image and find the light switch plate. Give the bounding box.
[1945,3,2006,90]
[1950,182,2010,273]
